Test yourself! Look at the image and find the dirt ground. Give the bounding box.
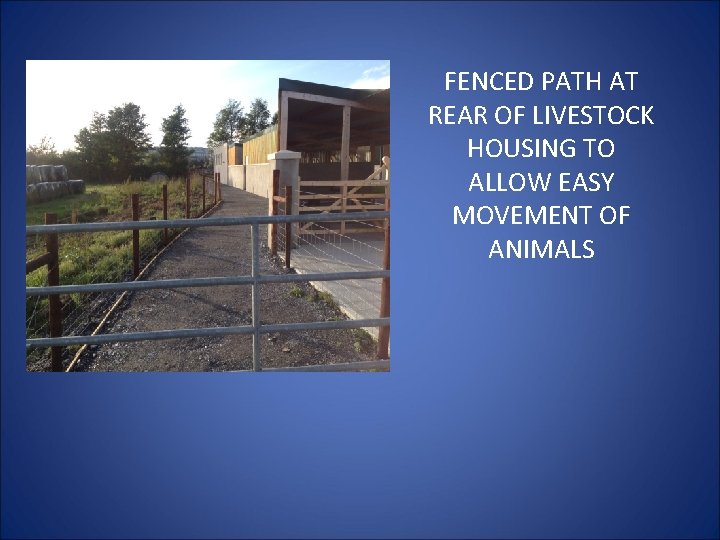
[73,186,378,371]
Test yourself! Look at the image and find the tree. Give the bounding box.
[207,99,244,148]
[26,136,60,165]
[271,111,279,125]
[160,104,191,177]
[74,112,111,182]
[242,98,271,138]
[105,102,152,181]
[73,104,152,182]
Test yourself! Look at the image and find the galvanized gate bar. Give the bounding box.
[25,210,391,370]
[26,211,389,235]
[26,317,389,348]
[251,223,261,371]
[26,270,390,296]
[28,325,256,347]
[260,359,390,372]
[260,318,389,333]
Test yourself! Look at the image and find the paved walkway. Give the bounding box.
[288,234,386,338]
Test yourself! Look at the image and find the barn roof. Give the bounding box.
[279,78,389,152]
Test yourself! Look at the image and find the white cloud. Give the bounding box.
[349,62,390,89]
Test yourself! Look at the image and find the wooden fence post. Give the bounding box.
[270,170,279,256]
[377,212,390,359]
[284,185,292,269]
[217,173,222,202]
[45,213,63,371]
[131,194,140,278]
[202,175,206,214]
[162,184,168,245]
[214,173,218,205]
[71,209,78,224]
[185,177,191,219]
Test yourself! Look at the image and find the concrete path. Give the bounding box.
[288,234,385,338]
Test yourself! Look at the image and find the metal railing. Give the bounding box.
[26,211,390,371]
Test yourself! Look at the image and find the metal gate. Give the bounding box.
[26,211,390,372]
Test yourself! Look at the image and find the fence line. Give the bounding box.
[25,178,223,371]
[26,211,389,371]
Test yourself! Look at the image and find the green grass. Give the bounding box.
[26,179,210,341]
[314,290,339,310]
[26,187,106,225]
[26,179,207,225]
[289,285,305,298]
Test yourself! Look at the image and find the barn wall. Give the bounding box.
[213,144,228,185]
[245,163,272,198]
[228,165,245,189]
[228,144,243,165]
[243,126,278,164]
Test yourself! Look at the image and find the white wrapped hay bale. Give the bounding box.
[26,170,86,203]
[54,165,68,182]
[149,171,170,183]
[43,165,56,182]
[34,182,48,202]
[68,179,85,194]
[27,165,42,184]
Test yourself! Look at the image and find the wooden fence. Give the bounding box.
[298,158,389,235]
[25,174,223,371]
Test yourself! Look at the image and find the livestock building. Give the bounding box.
[214,78,389,196]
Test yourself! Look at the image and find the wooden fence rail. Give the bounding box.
[298,179,388,235]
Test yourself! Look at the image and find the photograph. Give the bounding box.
[25,60,390,372]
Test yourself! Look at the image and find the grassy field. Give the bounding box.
[26,178,211,354]
[26,179,207,225]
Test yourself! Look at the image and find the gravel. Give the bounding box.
[74,186,377,371]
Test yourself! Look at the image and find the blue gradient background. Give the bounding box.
[1,2,718,538]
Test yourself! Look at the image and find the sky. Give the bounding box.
[26,60,390,151]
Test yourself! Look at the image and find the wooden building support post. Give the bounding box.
[284,185,292,269]
[279,91,289,150]
[131,194,140,278]
[45,213,63,371]
[162,184,168,245]
[340,105,351,182]
[340,105,351,234]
